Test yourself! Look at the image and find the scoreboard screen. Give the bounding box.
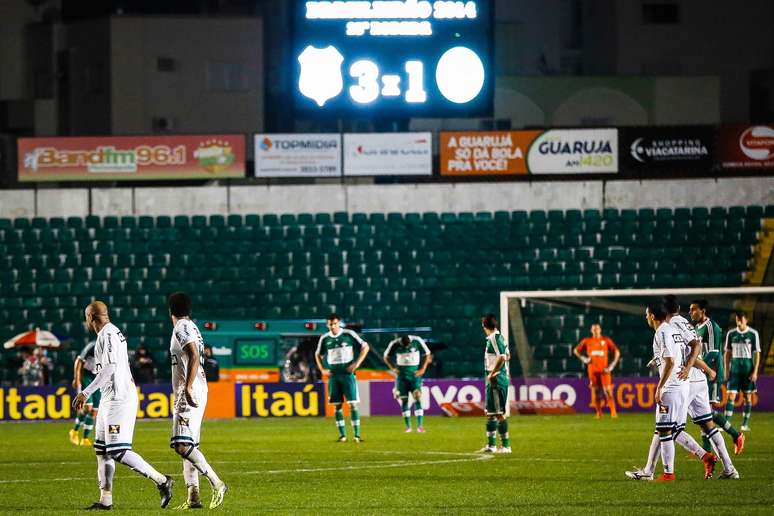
[293,0,493,117]
[234,339,278,366]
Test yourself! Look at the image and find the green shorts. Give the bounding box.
[727,373,756,393]
[82,375,101,409]
[328,373,359,404]
[485,380,509,416]
[395,375,422,397]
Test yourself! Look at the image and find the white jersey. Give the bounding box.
[94,323,135,401]
[669,314,704,383]
[170,319,208,395]
[652,321,685,390]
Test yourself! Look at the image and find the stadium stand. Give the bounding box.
[0,205,770,384]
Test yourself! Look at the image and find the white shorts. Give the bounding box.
[678,381,713,427]
[95,389,138,455]
[654,385,687,433]
[171,389,207,448]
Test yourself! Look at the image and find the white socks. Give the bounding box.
[183,459,199,488]
[96,455,115,506]
[659,435,675,474]
[186,448,222,487]
[644,433,660,474]
[117,450,166,484]
[708,428,735,473]
[674,430,706,459]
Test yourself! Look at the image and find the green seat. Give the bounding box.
[440,213,456,224]
[120,216,137,229]
[85,215,100,228]
[227,214,243,227]
[245,214,260,226]
[315,213,332,225]
[31,217,47,229]
[656,208,672,220]
[173,215,189,228]
[263,214,280,226]
[710,207,727,219]
[103,216,119,228]
[138,216,154,228]
[691,207,709,220]
[474,212,493,221]
[333,212,349,224]
[209,215,225,228]
[746,206,763,219]
[280,214,297,226]
[191,215,207,228]
[298,213,314,225]
[156,216,172,228]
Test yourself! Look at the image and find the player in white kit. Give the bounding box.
[167,292,227,510]
[73,301,174,510]
[663,296,739,479]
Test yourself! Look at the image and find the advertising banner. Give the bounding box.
[620,126,714,171]
[527,128,618,174]
[439,131,540,176]
[254,133,341,178]
[17,135,245,182]
[719,125,774,169]
[369,377,773,416]
[343,133,432,176]
[235,382,324,417]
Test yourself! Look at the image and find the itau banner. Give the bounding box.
[527,129,618,174]
[254,133,341,177]
[343,133,432,176]
[17,135,245,182]
[719,125,774,170]
[440,131,541,176]
[620,126,714,171]
[369,377,774,415]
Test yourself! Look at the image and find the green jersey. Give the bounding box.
[317,329,367,374]
[725,327,761,360]
[77,341,98,381]
[383,336,431,377]
[485,331,510,389]
[695,319,723,355]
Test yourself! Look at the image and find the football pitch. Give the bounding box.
[1,414,772,515]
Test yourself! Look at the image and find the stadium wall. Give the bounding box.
[1,178,774,218]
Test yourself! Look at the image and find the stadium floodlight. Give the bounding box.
[499,287,774,378]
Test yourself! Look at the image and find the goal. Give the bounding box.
[499,287,774,378]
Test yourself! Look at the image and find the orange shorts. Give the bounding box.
[588,370,612,388]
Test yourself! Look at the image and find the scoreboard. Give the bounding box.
[293,0,493,117]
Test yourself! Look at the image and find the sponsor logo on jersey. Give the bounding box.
[109,424,120,434]
[658,404,669,414]
[178,417,189,427]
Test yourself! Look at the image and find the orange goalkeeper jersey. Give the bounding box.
[575,337,619,372]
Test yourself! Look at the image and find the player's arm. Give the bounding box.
[181,341,200,408]
[692,356,716,381]
[573,341,590,364]
[314,336,329,376]
[416,337,432,377]
[655,356,673,405]
[487,335,506,380]
[383,339,398,373]
[723,331,731,383]
[347,333,370,373]
[606,341,620,372]
[678,337,701,380]
[752,331,761,382]
[72,357,84,390]
[75,338,114,411]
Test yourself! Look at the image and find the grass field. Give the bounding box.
[0,414,773,515]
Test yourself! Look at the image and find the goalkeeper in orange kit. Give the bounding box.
[574,323,621,418]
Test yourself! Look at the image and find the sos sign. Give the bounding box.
[293,1,493,117]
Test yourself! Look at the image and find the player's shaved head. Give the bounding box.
[85,301,109,320]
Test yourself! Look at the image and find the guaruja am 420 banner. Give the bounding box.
[18,135,245,182]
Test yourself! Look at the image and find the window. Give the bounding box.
[642,3,681,24]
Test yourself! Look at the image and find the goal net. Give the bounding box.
[499,287,774,379]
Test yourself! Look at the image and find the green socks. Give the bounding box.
[82,413,94,439]
[498,420,510,448]
[712,412,740,440]
[701,433,712,453]
[401,399,411,429]
[73,413,83,431]
[351,408,361,438]
[414,401,424,428]
[486,419,497,447]
[742,400,752,428]
[335,408,346,438]
[724,398,735,419]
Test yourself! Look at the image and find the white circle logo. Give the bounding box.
[435,47,485,104]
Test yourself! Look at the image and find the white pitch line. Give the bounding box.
[0,454,493,484]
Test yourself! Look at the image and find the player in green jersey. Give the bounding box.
[69,340,101,447]
[689,301,745,455]
[724,312,761,431]
[479,314,511,454]
[315,313,370,442]
[383,335,432,433]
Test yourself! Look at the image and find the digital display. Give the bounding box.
[293,1,493,117]
[234,339,277,366]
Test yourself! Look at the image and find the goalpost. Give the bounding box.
[500,287,774,378]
